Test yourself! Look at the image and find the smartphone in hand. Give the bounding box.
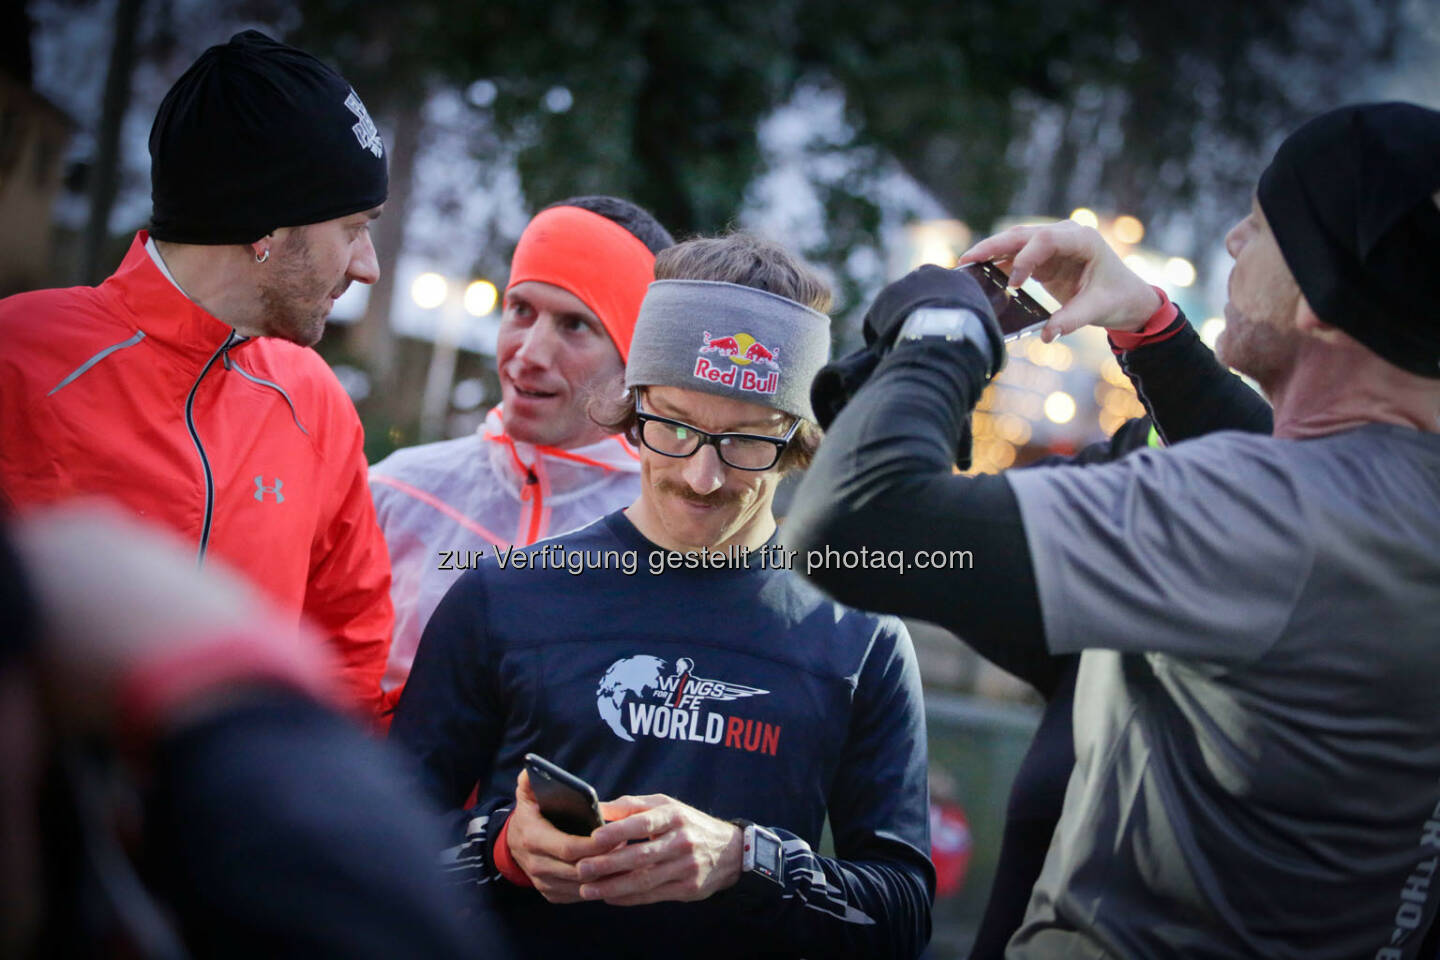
[524,753,604,836]
[960,261,1052,341]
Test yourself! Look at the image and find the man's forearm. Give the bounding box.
[721,829,933,960]
[788,340,1053,684]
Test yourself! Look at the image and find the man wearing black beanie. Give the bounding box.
[789,100,1440,958]
[0,31,396,720]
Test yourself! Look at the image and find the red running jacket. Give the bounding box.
[0,233,393,717]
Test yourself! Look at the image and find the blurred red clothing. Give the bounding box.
[930,799,972,898]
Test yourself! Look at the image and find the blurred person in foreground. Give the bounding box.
[391,234,934,959]
[369,197,671,713]
[0,31,394,718]
[788,101,1440,958]
[0,505,507,959]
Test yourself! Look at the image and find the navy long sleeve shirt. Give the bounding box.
[391,510,935,959]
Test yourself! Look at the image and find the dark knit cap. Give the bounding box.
[148,30,388,245]
[1258,102,1440,378]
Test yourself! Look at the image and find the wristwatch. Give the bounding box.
[731,818,785,897]
[897,307,996,377]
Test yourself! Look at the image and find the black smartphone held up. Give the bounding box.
[523,753,604,836]
[960,261,1052,341]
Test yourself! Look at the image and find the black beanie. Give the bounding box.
[148,30,388,245]
[1257,102,1440,379]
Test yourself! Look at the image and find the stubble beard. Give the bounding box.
[1217,313,1302,395]
[256,230,330,347]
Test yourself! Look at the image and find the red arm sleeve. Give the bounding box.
[305,406,394,721]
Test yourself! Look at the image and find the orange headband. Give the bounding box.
[505,206,657,362]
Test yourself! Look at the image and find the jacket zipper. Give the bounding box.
[521,468,545,544]
[186,331,241,564]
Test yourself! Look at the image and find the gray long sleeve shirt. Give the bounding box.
[789,333,1440,959]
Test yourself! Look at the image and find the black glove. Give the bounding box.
[810,346,881,431]
[810,343,977,469]
[811,266,1003,431]
[861,265,1004,374]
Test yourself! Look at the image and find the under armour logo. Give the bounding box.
[254,476,285,504]
[344,90,384,158]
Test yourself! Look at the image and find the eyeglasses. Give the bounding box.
[634,396,800,471]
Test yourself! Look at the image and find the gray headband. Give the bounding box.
[625,279,831,420]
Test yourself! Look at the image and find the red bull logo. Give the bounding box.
[695,331,782,396]
[700,333,741,355]
[699,331,781,368]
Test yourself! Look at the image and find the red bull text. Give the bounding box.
[693,357,780,395]
[694,331,782,396]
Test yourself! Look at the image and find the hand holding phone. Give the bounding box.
[523,753,604,836]
[960,221,1163,341]
[959,261,1052,342]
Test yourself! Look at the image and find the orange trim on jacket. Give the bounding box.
[0,232,394,718]
[480,407,638,550]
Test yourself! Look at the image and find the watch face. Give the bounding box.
[907,308,968,336]
[900,306,997,378]
[754,832,780,866]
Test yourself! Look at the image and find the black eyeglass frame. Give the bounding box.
[634,396,801,471]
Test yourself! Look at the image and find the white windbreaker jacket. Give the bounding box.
[370,407,641,705]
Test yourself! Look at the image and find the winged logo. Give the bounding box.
[664,657,768,706]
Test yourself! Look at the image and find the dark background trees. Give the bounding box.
[32,0,1414,268]
[15,0,1425,448]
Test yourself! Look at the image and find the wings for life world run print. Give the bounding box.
[597,655,782,756]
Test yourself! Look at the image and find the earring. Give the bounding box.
[255,248,270,264]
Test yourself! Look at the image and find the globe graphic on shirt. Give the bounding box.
[596,655,668,741]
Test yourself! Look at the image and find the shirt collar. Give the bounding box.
[110,231,243,359]
[144,235,189,297]
[481,406,641,479]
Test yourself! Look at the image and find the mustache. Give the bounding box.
[655,480,741,508]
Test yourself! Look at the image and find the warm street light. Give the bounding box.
[1112,215,1145,245]
[1044,390,1077,424]
[1163,256,1197,287]
[413,272,496,441]
[1069,207,1100,229]
[905,219,972,271]
[464,279,499,317]
[411,272,448,310]
[1200,317,1227,349]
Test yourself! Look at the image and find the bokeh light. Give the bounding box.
[1200,317,1227,349]
[1163,256,1197,287]
[464,279,499,317]
[1044,391,1077,424]
[1113,215,1145,245]
[411,272,448,309]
